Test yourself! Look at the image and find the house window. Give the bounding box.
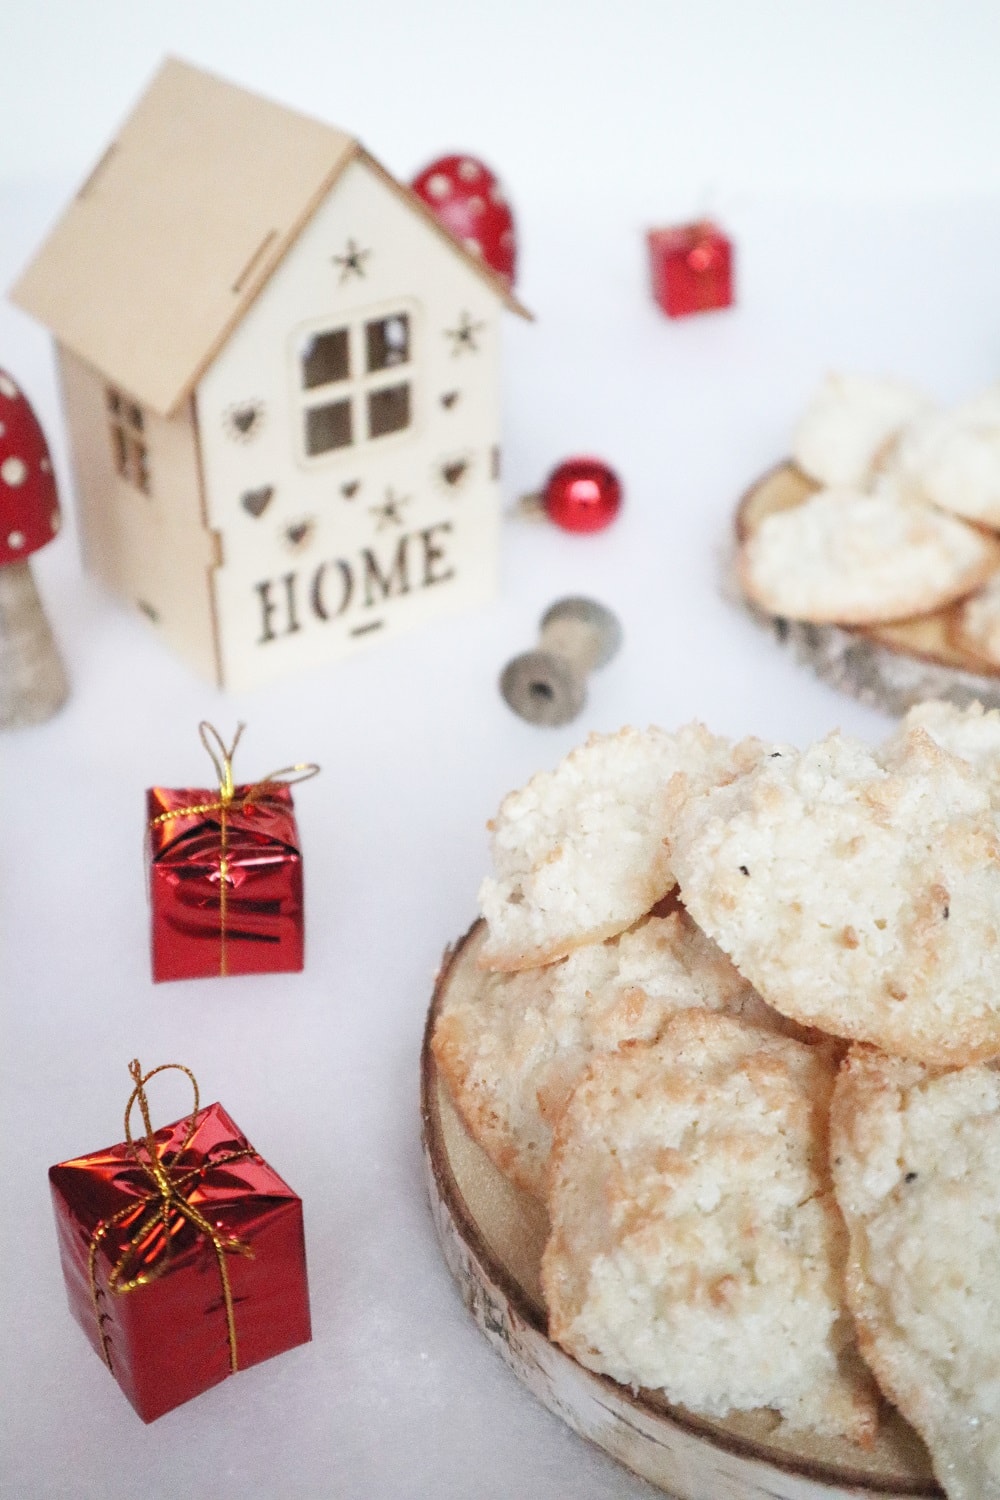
[295,306,415,460]
[368,383,410,438]
[107,388,150,494]
[303,329,349,389]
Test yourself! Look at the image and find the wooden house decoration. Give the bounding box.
[11,58,529,690]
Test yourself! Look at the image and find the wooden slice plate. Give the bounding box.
[734,463,1000,715]
[420,924,941,1500]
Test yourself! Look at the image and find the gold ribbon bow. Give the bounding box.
[88,1060,256,1375]
[149,722,320,976]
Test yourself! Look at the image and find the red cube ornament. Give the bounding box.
[647,221,734,318]
[49,1061,312,1423]
[147,722,318,983]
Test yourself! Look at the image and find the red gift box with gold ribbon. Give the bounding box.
[146,724,318,983]
[49,1062,312,1423]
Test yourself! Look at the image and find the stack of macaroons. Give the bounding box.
[432,708,1000,1497]
[740,375,1000,667]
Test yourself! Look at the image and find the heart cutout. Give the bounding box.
[440,391,460,409]
[231,403,262,436]
[341,480,360,498]
[442,460,468,487]
[242,484,274,518]
[286,520,313,547]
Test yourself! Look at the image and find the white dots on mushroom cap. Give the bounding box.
[7,530,25,549]
[463,238,483,256]
[458,158,481,181]
[1,456,28,487]
[40,457,51,473]
[426,173,452,200]
[0,374,19,400]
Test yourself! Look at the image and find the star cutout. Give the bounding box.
[369,489,410,531]
[444,311,485,355]
[332,238,371,282]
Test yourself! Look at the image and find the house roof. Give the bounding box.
[11,57,528,418]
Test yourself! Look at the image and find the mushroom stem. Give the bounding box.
[0,559,69,728]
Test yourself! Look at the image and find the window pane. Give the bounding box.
[306,399,353,454]
[111,424,128,476]
[366,314,409,373]
[367,383,410,438]
[301,328,350,389]
[131,439,150,494]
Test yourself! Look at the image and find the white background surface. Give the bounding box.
[2,5,999,1498]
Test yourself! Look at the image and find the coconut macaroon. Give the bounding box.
[668,727,1000,1065]
[739,488,1000,625]
[896,385,1000,528]
[952,573,1000,670]
[433,905,803,1198]
[477,724,766,971]
[542,1011,879,1445]
[831,1046,1000,1500]
[792,373,934,489]
[884,699,1000,806]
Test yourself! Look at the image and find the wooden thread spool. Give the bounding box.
[500,597,622,726]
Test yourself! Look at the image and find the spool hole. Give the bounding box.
[529,680,555,703]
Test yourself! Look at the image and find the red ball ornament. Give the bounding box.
[543,458,622,534]
[411,154,517,284]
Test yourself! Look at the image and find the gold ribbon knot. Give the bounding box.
[149,722,320,976]
[88,1060,256,1374]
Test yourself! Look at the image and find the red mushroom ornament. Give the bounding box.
[411,155,517,284]
[0,370,68,728]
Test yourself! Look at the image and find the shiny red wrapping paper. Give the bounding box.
[647,221,734,318]
[146,783,304,982]
[49,1100,311,1422]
